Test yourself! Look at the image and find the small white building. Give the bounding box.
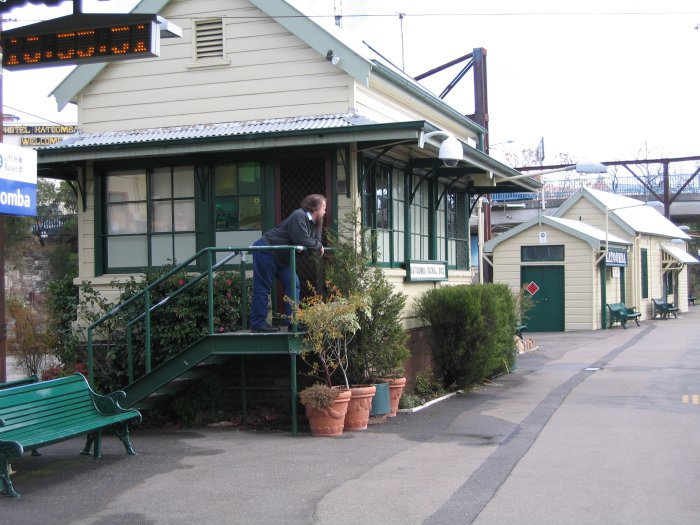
[485,188,698,331]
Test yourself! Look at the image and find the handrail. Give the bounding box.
[87,244,307,385]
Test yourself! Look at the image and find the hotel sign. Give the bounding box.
[406,260,448,282]
[606,249,628,267]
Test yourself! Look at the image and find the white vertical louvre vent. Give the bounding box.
[195,19,224,60]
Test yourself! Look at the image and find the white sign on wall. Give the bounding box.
[539,231,547,244]
[0,143,37,217]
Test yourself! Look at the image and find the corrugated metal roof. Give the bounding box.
[39,112,376,150]
[548,217,630,245]
[556,187,691,240]
[661,243,700,264]
[484,214,630,253]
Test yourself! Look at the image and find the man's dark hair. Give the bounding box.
[300,194,326,212]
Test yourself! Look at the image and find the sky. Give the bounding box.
[2,0,699,166]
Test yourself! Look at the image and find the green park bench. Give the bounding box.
[0,375,39,390]
[515,324,528,340]
[607,303,641,329]
[0,373,141,497]
[652,298,679,320]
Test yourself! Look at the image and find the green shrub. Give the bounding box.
[324,210,410,383]
[413,284,516,389]
[44,263,248,395]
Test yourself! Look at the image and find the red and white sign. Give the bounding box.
[525,281,540,296]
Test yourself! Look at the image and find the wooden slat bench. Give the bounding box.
[0,373,141,497]
[607,303,641,329]
[652,298,679,320]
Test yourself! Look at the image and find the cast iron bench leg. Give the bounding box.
[1,458,19,498]
[113,423,137,456]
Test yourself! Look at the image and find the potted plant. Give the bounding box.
[298,382,351,437]
[323,212,411,419]
[295,289,369,436]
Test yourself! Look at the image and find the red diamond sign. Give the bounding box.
[525,281,540,296]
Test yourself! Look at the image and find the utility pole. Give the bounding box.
[0,22,6,382]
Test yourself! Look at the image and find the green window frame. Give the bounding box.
[361,159,405,267]
[410,173,430,261]
[641,248,649,298]
[521,245,565,262]
[103,166,196,272]
[445,188,469,270]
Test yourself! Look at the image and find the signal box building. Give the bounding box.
[34,0,539,351]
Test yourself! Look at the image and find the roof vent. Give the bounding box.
[194,19,224,60]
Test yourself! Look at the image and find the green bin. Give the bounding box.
[370,381,391,416]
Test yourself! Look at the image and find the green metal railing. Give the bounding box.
[86,245,305,386]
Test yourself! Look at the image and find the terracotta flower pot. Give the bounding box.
[383,377,406,417]
[344,385,376,431]
[305,388,352,437]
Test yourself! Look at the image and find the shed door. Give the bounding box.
[521,266,565,332]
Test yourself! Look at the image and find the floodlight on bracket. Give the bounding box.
[418,130,463,167]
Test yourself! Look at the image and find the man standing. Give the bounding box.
[250,194,326,332]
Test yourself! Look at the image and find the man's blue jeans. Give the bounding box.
[250,238,300,328]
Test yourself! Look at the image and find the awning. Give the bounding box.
[661,243,699,271]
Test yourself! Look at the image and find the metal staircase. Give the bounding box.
[86,245,308,434]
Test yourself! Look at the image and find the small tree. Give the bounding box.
[6,295,57,378]
[295,288,369,389]
[324,210,410,383]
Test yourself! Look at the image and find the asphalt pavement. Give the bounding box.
[2,307,699,524]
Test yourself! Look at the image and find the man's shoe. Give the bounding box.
[251,324,281,333]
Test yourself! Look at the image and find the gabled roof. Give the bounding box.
[554,187,691,240]
[50,0,485,138]
[484,214,630,253]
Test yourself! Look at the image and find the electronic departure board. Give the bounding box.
[1,14,161,70]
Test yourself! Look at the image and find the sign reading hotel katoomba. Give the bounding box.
[0,143,37,216]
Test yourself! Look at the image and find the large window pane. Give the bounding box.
[151,201,173,232]
[239,196,261,230]
[108,202,147,234]
[107,173,146,203]
[174,200,195,231]
[174,234,197,263]
[216,200,237,231]
[214,162,262,234]
[151,168,172,199]
[173,166,195,198]
[238,162,261,194]
[151,235,174,266]
[108,236,148,267]
[215,165,237,195]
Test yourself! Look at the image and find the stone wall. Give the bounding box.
[5,237,56,303]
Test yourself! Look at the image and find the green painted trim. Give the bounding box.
[601,261,608,329]
[94,173,104,276]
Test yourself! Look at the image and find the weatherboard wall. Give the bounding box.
[77,0,352,132]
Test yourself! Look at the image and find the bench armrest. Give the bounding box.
[89,389,131,415]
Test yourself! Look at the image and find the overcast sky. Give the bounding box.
[3,0,699,165]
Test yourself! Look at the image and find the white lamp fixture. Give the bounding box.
[418,130,463,167]
[326,50,340,65]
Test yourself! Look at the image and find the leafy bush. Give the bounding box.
[43,264,248,394]
[413,284,517,389]
[6,295,57,378]
[324,210,410,383]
